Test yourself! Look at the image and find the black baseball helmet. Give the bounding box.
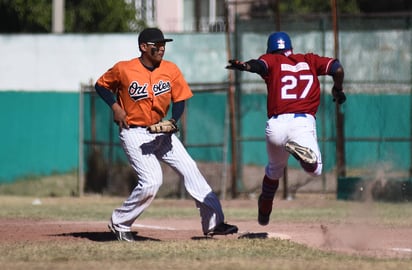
[138,28,173,45]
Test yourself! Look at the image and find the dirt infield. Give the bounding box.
[1,199,412,259]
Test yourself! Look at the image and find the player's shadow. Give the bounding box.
[191,236,216,240]
[191,232,269,240]
[51,232,160,242]
[237,232,269,239]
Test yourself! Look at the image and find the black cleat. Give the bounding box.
[285,141,317,164]
[108,221,136,242]
[206,222,238,236]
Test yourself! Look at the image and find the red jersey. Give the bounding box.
[96,58,193,126]
[259,53,335,117]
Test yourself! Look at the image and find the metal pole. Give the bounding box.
[272,0,288,199]
[224,0,239,198]
[410,18,412,178]
[274,0,280,31]
[180,100,188,199]
[77,84,85,197]
[320,17,327,192]
[331,0,346,178]
[221,104,230,199]
[52,0,65,33]
[195,0,201,32]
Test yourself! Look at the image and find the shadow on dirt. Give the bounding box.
[191,232,269,240]
[238,232,269,239]
[191,236,216,240]
[51,232,160,242]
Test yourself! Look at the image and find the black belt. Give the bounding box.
[129,125,147,128]
[272,113,307,119]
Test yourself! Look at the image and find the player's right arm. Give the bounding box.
[95,83,129,129]
[226,59,268,76]
[95,62,130,129]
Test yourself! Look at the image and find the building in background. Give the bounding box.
[131,0,251,32]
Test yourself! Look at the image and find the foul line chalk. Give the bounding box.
[133,224,177,231]
[267,232,291,240]
[390,248,412,252]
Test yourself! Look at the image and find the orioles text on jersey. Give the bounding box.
[127,79,171,101]
[128,81,148,101]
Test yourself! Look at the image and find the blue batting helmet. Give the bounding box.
[266,32,292,53]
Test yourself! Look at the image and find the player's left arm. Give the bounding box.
[147,100,183,134]
[171,100,185,122]
[147,63,189,133]
[328,60,346,104]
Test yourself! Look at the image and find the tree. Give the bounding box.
[248,0,412,18]
[0,0,145,33]
[65,0,145,33]
[249,0,360,18]
[357,0,412,13]
[0,0,52,33]
[279,0,360,14]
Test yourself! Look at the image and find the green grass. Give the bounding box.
[0,175,412,269]
[1,195,412,226]
[0,236,411,270]
[0,172,79,197]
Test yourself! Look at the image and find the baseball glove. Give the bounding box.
[226,59,247,71]
[147,119,178,133]
[332,86,346,104]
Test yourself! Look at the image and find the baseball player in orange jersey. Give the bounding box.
[227,32,345,226]
[95,28,238,241]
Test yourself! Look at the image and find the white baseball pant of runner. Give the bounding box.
[110,126,225,234]
[264,113,323,179]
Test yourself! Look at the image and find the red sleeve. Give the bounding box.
[304,53,335,76]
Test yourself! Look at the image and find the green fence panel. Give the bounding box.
[0,92,79,183]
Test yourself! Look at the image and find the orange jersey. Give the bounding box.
[96,58,193,126]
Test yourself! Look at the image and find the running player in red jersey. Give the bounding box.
[95,28,238,241]
[226,31,346,226]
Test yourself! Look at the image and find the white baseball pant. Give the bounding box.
[110,127,225,234]
[265,113,323,179]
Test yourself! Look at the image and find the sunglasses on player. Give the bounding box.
[146,42,166,48]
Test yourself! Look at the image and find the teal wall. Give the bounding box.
[0,28,411,183]
[343,94,411,170]
[0,91,410,183]
[185,92,412,173]
[0,92,79,183]
[185,92,229,162]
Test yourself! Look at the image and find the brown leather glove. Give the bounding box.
[147,119,178,133]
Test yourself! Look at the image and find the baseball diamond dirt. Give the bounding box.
[1,198,412,259]
[1,163,411,260]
